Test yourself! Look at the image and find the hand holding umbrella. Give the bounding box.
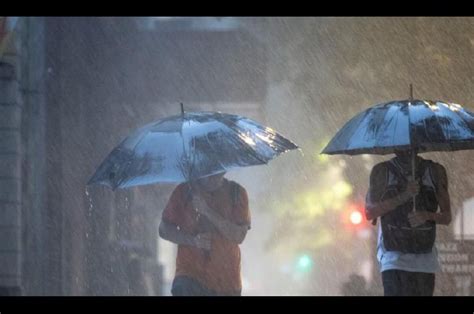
[322,85,474,218]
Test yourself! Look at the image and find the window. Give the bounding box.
[453,197,474,240]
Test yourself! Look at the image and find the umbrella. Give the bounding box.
[88,104,298,190]
[322,95,474,156]
[321,85,474,215]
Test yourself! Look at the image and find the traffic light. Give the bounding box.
[342,202,370,238]
[295,253,314,273]
[349,209,363,225]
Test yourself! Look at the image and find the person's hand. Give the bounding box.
[408,211,430,227]
[193,232,212,250]
[192,195,211,216]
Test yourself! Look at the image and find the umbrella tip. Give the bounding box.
[297,147,305,157]
[180,103,184,116]
[409,83,413,101]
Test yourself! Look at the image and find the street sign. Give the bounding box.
[437,240,474,295]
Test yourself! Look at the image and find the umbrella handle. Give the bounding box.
[190,184,213,258]
[409,84,416,212]
[412,148,416,212]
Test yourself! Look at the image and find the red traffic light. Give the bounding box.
[341,202,368,229]
[349,210,363,225]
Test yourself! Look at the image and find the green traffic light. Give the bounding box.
[296,254,313,272]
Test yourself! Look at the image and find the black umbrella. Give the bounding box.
[322,85,474,214]
[322,87,474,156]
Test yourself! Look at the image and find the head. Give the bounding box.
[194,172,226,192]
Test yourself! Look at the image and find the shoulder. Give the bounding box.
[175,182,189,192]
[368,161,392,190]
[430,161,446,172]
[421,159,446,173]
[163,183,190,216]
[226,179,245,191]
[172,182,191,198]
[371,161,390,176]
[373,161,390,170]
[226,180,249,200]
[427,161,447,180]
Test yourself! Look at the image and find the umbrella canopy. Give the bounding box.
[321,99,474,156]
[88,111,298,189]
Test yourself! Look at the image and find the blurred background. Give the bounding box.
[1,16,474,296]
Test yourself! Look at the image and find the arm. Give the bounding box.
[158,219,211,250]
[432,164,452,225]
[159,184,211,250]
[408,163,452,226]
[365,163,419,221]
[193,195,250,245]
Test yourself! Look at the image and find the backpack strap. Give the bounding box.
[389,157,433,183]
[183,184,193,206]
[386,159,408,184]
[370,162,390,226]
[422,160,441,203]
[230,181,241,209]
[424,160,439,191]
[370,160,410,226]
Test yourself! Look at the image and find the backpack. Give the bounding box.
[379,158,439,254]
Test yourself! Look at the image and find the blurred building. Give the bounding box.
[0,16,266,295]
